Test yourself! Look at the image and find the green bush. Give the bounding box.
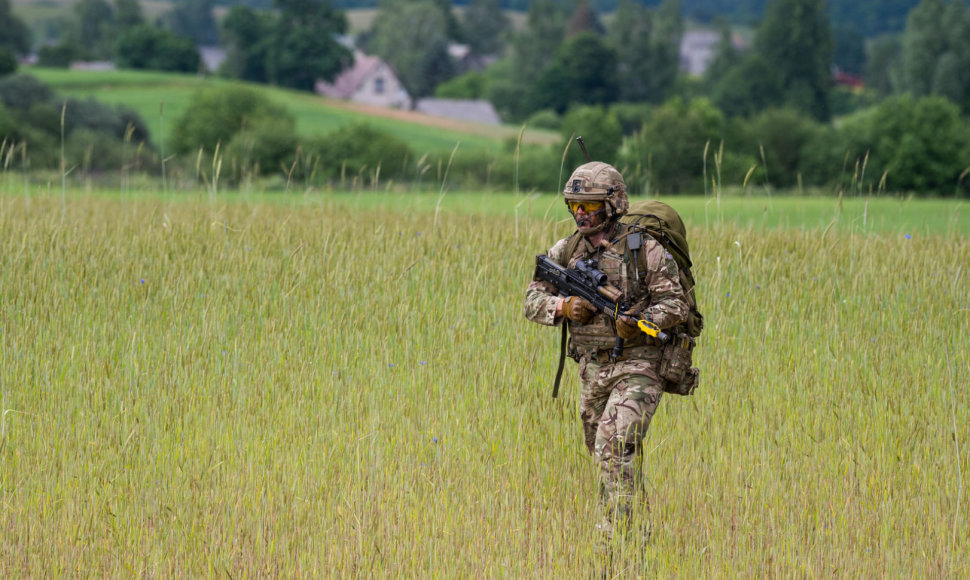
[525,109,561,131]
[169,86,293,155]
[560,105,622,166]
[224,118,299,178]
[0,47,16,77]
[739,108,822,188]
[811,96,970,195]
[0,101,15,140]
[435,71,487,99]
[301,123,413,184]
[608,102,653,136]
[65,128,127,172]
[620,97,729,194]
[0,75,55,113]
[36,44,82,68]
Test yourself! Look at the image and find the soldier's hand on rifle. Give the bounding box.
[616,313,641,340]
[561,296,596,323]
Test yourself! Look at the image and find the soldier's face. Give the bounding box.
[571,201,605,232]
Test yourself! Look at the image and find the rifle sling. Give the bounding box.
[552,322,568,398]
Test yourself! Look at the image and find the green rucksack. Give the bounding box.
[620,200,704,338]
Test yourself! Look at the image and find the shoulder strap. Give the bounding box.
[552,323,568,398]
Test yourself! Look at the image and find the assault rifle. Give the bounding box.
[535,254,670,397]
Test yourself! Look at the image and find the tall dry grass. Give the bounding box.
[0,192,966,576]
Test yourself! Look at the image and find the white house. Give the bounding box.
[314,51,411,109]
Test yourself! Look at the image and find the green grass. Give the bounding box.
[0,188,967,576]
[27,67,556,156]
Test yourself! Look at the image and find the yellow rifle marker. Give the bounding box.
[637,318,669,343]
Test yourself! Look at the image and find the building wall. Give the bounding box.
[352,64,411,109]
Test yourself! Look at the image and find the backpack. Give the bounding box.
[620,200,704,338]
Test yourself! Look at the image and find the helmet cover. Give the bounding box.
[562,161,629,219]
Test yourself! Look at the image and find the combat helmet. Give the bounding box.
[563,162,629,231]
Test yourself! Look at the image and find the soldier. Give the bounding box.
[524,162,689,538]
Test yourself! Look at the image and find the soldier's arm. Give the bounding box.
[523,237,570,326]
[631,240,689,329]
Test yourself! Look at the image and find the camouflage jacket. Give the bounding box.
[523,221,689,357]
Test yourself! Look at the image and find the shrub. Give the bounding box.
[741,108,822,188]
[620,97,728,194]
[526,109,561,131]
[0,74,55,113]
[609,102,653,136]
[0,47,16,77]
[435,71,487,99]
[37,44,82,68]
[169,86,293,155]
[224,118,299,178]
[301,123,412,184]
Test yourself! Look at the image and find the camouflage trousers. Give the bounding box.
[577,350,664,533]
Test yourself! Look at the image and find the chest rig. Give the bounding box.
[562,222,651,358]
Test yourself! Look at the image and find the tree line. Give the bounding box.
[1,0,969,195]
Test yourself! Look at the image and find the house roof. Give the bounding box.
[415,98,502,125]
[315,51,387,99]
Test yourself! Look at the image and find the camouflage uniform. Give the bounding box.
[524,171,689,534]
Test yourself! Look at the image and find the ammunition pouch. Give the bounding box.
[660,333,699,396]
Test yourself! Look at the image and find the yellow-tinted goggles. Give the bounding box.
[567,200,604,214]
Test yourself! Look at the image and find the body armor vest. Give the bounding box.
[563,223,651,356]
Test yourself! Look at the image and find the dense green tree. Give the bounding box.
[0,0,31,56]
[567,1,606,36]
[701,18,741,89]
[115,0,144,30]
[368,0,455,98]
[431,0,463,42]
[610,0,683,104]
[832,22,866,74]
[511,0,568,85]
[0,48,16,77]
[461,0,509,56]
[755,0,833,120]
[71,0,116,60]
[219,5,274,83]
[560,105,623,165]
[115,25,201,72]
[896,0,970,111]
[165,0,219,45]
[865,35,900,96]
[269,0,352,91]
[527,32,619,114]
[712,54,784,117]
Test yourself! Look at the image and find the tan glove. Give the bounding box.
[562,296,596,323]
[616,313,641,340]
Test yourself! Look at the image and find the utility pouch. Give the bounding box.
[660,334,698,396]
[665,367,699,396]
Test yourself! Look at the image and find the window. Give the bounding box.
[374,76,385,94]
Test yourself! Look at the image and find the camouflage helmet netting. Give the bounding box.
[562,161,629,218]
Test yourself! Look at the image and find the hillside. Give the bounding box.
[29,67,559,156]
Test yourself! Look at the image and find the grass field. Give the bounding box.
[1,188,967,576]
[27,67,558,157]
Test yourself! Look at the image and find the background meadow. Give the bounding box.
[0,187,966,576]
